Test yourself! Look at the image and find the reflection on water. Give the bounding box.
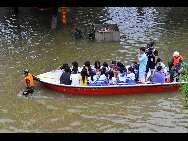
[0,7,188,132]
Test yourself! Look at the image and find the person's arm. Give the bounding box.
[52,66,61,72]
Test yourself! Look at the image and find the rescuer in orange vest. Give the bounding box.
[22,69,39,95]
[168,51,184,82]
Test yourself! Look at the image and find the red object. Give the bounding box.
[40,81,181,95]
[37,7,53,11]
[62,7,67,23]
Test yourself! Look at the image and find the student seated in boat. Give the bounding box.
[92,61,101,75]
[101,62,109,77]
[70,67,81,86]
[117,62,127,74]
[130,61,139,82]
[116,67,127,84]
[71,61,79,73]
[105,71,117,85]
[153,66,165,83]
[96,69,108,86]
[79,68,88,86]
[155,58,165,73]
[87,71,97,86]
[60,65,71,85]
[109,61,119,78]
[126,67,136,85]
[52,63,71,73]
[84,61,92,76]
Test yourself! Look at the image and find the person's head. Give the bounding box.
[140,47,145,54]
[118,67,124,73]
[132,61,137,68]
[111,61,116,69]
[84,61,90,69]
[72,61,78,68]
[62,63,69,73]
[151,42,155,48]
[117,62,123,68]
[128,67,133,73]
[173,51,179,58]
[103,62,108,68]
[72,67,78,74]
[157,58,162,65]
[107,71,114,79]
[64,65,70,73]
[157,66,162,72]
[94,61,100,69]
[22,69,29,77]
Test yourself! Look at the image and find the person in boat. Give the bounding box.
[95,69,108,86]
[168,51,184,82]
[87,70,97,86]
[109,61,119,78]
[117,62,127,74]
[70,67,81,86]
[22,69,40,95]
[60,65,71,85]
[92,61,101,75]
[105,70,117,85]
[52,63,71,73]
[153,66,165,83]
[101,62,109,77]
[116,67,127,84]
[71,61,79,73]
[155,58,165,73]
[83,61,92,76]
[130,61,139,82]
[126,67,136,85]
[79,68,88,86]
[145,42,158,81]
[138,47,147,83]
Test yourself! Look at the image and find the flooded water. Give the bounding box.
[0,7,188,133]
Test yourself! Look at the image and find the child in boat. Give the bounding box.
[88,71,97,86]
[117,62,127,73]
[79,68,88,86]
[96,69,108,86]
[70,67,81,86]
[105,71,117,85]
[155,58,165,73]
[153,66,165,83]
[101,62,109,77]
[116,67,127,84]
[126,67,136,85]
[130,61,139,82]
[92,61,101,75]
[60,65,71,85]
[109,61,119,78]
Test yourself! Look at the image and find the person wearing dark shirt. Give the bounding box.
[60,65,71,85]
[145,42,158,81]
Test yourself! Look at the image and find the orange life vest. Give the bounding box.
[23,73,34,87]
[173,55,183,66]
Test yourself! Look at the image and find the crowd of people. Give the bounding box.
[52,42,184,86]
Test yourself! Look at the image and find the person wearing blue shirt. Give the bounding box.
[138,47,147,83]
[117,67,126,84]
[126,67,136,85]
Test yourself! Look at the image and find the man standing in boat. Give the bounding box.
[138,47,147,83]
[22,69,40,95]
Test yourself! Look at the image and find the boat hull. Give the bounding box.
[41,81,181,95]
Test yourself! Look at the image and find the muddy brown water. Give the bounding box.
[0,7,188,132]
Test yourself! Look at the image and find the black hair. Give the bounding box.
[61,63,68,70]
[72,67,78,74]
[111,61,116,65]
[89,71,94,81]
[103,62,108,67]
[118,67,124,73]
[151,42,155,46]
[157,66,162,71]
[128,67,133,72]
[84,61,90,67]
[81,68,87,83]
[72,61,78,68]
[64,65,70,73]
[94,61,100,69]
[157,58,162,62]
[140,47,145,52]
[133,61,137,64]
[108,71,114,79]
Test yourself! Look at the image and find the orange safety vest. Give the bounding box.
[173,55,183,66]
[23,73,34,87]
